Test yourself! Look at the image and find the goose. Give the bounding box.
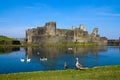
[64,62,68,70]
[75,58,82,70]
[20,58,25,62]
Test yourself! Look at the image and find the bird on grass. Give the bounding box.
[64,62,69,70]
[75,58,82,70]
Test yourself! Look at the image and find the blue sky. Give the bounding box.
[0,0,120,39]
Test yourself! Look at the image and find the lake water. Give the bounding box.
[0,46,120,74]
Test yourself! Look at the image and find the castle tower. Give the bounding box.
[79,24,86,31]
[45,22,56,36]
[72,26,76,30]
[26,29,33,43]
[91,28,98,37]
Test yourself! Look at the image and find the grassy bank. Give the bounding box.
[0,66,120,80]
[0,36,20,45]
[0,43,95,47]
[40,43,95,47]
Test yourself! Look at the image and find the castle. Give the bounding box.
[26,22,107,45]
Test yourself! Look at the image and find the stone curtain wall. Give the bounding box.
[26,22,107,45]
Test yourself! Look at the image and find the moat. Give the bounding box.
[0,46,120,74]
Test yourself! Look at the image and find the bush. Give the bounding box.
[12,40,20,45]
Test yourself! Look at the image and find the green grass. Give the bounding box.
[40,43,95,47]
[0,36,13,41]
[0,66,120,80]
[0,43,94,48]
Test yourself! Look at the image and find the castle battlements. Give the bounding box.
[26,22,107,45]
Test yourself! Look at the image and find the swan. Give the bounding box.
[40,57,47,61]
[26,58,31,62]
[20,58,25,62]
[37,52,40,55]
[75,58,82,70]
[68,48,73,50]
[44,57,47,61]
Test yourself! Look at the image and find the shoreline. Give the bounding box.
[0,43,100,47]
[0,65,119,75]
[0,65,120,80]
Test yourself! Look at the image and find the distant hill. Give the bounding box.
[0,35,14,41]
[0,35,20,45]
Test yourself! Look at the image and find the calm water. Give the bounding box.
[0,46,120,74]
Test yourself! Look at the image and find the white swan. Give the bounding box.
[68,48,73,50]
[20,58,25,62]
[40,57,47,61]
[26,58,31,62]
[75,58,82,70]
[37,52,40,55]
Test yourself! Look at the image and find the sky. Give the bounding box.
[0,0,120,39]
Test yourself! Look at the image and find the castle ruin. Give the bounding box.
[26,22,107,45]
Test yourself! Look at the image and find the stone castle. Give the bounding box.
[26,22,107,45]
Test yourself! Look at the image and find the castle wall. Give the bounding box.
[26,29,33,43]
[37,27,46,35]
[26,22,107,45]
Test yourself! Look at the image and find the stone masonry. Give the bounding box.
[26,22,107,45]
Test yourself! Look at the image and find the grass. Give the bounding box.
[0,36,13,41]
[0,43,95,47]
[0,35,96,47]
[39,43,95,47]
[0,66,120,80]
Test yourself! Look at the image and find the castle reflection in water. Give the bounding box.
[1,46,120,74]
[25,46,108,69]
